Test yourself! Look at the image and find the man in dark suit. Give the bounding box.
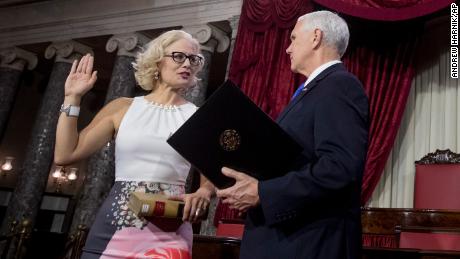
[216,10,369,258]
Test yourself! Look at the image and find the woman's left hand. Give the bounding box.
[170,187,212,222]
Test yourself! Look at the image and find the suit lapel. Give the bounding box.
[276,80,318,123]
[276,63,345,123]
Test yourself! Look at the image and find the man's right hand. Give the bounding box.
[216,167,260,213]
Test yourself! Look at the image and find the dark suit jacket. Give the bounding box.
[240,63,369,259]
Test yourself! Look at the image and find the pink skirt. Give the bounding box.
[81,181,192,259]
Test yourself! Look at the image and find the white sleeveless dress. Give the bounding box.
[81,96,197,259]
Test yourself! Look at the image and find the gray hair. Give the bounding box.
[298,11,349,58]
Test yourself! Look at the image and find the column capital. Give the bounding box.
[45,41,93,63]
[0,47,37,71]
[183,24,230,53]
[228,15,240,39]
[106,32,150,57]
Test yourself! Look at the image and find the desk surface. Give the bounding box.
[192,235,460,259]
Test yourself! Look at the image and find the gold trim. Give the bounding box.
[219,129,241,151]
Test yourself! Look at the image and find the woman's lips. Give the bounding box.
[179,72,190,79]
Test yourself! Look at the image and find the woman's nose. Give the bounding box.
[182,57,191,67]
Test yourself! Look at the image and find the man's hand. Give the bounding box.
[216,167,260,213]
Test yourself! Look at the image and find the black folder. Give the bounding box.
[167,80,302,189]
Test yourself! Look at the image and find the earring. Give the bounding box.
[153,70,160,80]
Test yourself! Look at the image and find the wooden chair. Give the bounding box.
[414,149,460,210]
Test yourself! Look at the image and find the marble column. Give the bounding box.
[0,41,91,235]
[183,24,230,235]
[199,17,240,235]
[226,15,240,77]
[0,47,37,140]
[69,33,149,233]
[183,24,230,107]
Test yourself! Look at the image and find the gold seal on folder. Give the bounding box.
[219,129,241,151]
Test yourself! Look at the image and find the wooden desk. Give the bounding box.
[362,207,460,248]
[193,208,460,258]
[362,247,460,259]
[192,235,460,259]
[193,235,240,259]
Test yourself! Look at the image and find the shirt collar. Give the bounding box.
[303,60,342,88]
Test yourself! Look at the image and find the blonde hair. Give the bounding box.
[133,30,203,91]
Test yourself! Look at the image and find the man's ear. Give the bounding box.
[312,28,323,49]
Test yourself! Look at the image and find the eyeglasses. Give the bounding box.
[164,52,203,67]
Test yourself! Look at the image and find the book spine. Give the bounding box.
[139,200,184,218]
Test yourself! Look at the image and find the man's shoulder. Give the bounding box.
[322,69,364,93]
[327,66,358,81]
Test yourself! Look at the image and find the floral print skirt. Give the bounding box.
[80,181,192,259]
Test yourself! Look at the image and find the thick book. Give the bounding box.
[167,80,302,189]
[128,192,184,218]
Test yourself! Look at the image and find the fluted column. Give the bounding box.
[183,24,230,106]
[201,17,239,235]
[226,15,240,77]
[0,41,91,235]
[104,33,150,101]
[0,47,37,140]
[183,25,230,235]
[69,33,149,233]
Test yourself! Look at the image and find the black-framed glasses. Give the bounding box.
[164,52,203,66]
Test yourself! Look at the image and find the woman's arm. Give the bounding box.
[54,97,130,165]
[54,54,129,165]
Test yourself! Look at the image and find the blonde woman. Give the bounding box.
[54,30,214,258]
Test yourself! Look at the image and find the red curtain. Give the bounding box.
[214,0,447,224]
[228,0,312,118]
[313,0,454,21]
[215,0,312,224]
[343,21,419,204]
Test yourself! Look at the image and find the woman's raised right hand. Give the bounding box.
[64,54,98,98]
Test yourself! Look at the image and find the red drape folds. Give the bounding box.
[228,27,305,118]
[215,0,436,224]
[241,0,314,31]
[228,0,312,119]
[342,23,419,204]
[216,0,312,225]
[312,0,454,21]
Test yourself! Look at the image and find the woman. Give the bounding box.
[54,30,215,258]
